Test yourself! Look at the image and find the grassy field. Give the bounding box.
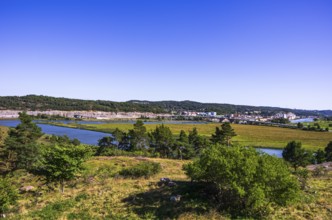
[302,120,332,131]
[5,156,332,220]
[50,122,332,150]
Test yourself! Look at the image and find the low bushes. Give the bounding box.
[97,148,157,158]
[119,161,161,178]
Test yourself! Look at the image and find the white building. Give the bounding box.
[273,112,296,120]
[286,112,297,120]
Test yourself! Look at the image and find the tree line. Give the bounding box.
[0,95,328,116]
[95,120,237,159]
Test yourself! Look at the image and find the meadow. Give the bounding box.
[5,156,332,220]
[303,120,332,131]
[51,122,332,150]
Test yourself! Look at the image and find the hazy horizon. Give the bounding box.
[1,0,331,110]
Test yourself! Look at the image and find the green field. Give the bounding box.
[50,122,332,150]
[302,120,332,131]
[5,156,332,220]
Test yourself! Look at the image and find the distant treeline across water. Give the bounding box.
[1,95,330,116]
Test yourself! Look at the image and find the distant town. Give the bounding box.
[0,109,315,124]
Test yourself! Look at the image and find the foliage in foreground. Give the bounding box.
[2,156,332,220]
[1,112,43,173]
[0,177,18,215]
[183,145,300,217]
[38,144,92,193]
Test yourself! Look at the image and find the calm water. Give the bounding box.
[0,120,283,157]
[257,148,283,158]
[0,120,110,145]
[290,118,314,123]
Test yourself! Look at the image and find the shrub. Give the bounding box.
[0,177,18,215]
[119,161,161,178]
[97,148,157,158]
[183,145,300,217]
[28,199,75,219]
[39,144,92,193]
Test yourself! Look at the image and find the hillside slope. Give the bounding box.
[5,156,332,220]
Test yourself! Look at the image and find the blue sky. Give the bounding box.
[0,0,331,110]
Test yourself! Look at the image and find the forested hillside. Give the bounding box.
[0,95,330,116]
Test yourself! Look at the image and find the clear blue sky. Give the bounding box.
[0,0,331,110]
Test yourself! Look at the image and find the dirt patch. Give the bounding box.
[307,162,332,171]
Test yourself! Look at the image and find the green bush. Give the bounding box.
[28,199,75,219]
[98,148,157,158]
[0,177,18,215]
[183,145,300,217]
[119,161,161,178]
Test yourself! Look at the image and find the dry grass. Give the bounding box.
[270,171,332,220]
[6,156,332,220]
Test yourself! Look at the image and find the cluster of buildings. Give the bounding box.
[180,111,217,117]
[0,109,298,123]
[179,111,298,123]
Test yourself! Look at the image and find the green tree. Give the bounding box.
[174,130,194,159]
[188,127,199,145]
[49,135,80,146]
[183,145,300,217]
[315,149,326,164]
[282,141,312,170]
[11,112,43,143]
[178,130,188,143]
[112,128,131,150]
[297,122,304,129]
[325,141,332,161]
[128,120,149,151]
[118,133,131,151]
[112,128,125,143]
[188,128,209,155]
[211,123,237,146]
[210,126,223,144]
[96,136,116,156]
[39,144,92,193]
[1,112,43,171]
[0,177,18,216]
[149,124,174,158]
[271,118,290,124]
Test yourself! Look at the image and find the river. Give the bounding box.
[290,118,314,123]
[0,120,283,157]
[0,120,110,145]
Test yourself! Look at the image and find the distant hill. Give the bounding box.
[0,95,330,116]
